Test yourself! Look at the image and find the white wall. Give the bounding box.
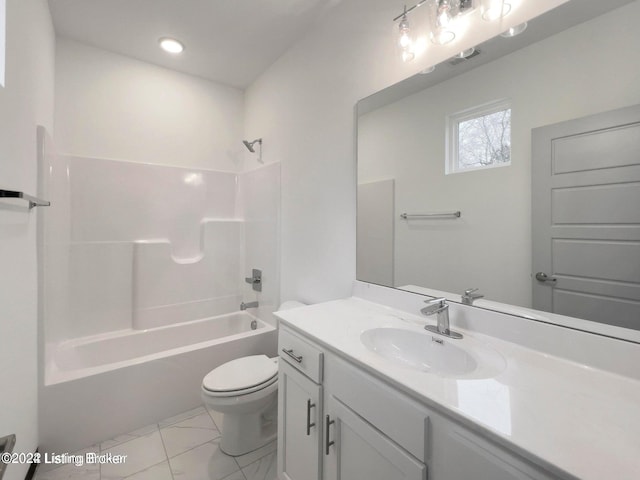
[0,0,54,478]
[358,2,640,307]
[55,38,245,171]
[244,0,566,304]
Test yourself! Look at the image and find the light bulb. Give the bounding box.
[398,15,412,48]
[399,31,411,48]
[397,13,415,62]
[436,0,452,28]
[429,0,455,45]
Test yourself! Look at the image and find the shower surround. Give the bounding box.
[37,127,280,453]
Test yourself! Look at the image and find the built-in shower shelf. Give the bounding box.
[0,189,50,209]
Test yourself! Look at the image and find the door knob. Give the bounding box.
[535,272,557,283]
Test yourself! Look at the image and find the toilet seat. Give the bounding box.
[203,375,277,398]
[202,355,278,397]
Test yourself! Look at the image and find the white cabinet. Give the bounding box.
[278,326,427,480]
[277,340,323,480]
[324,395,427,480]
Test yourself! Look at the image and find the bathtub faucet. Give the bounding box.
[240,301,259,311]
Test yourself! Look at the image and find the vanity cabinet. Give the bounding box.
[279,326,427,480]
[278,325,558,480]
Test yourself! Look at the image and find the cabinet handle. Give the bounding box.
[306,399,316,436]
[282,348,303,363]
[325,415,335,455]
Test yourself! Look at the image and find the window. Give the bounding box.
[446,99,511,174]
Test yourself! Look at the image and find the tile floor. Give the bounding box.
[35,406,277,480]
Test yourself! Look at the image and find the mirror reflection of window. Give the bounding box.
[447,99,511,174]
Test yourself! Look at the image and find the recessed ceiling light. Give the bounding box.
[159,37,184,54]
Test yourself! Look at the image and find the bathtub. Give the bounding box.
[39,310,277,455]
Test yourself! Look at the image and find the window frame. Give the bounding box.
[446,98,512,174]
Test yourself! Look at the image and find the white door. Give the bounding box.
[324,396,426,480]
[532,104,640,328]
[278,361,322,480]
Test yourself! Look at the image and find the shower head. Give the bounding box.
[242,138,262,153]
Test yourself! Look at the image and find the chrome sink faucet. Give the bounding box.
[461,288,484,305]
[421,298,463,339]
[240,301,259,311]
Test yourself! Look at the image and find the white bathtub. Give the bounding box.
[40,310,277,454]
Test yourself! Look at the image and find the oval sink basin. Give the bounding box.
[360,328,505,378]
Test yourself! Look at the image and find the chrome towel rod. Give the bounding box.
[400,211,461,219]
[0,189,50,209]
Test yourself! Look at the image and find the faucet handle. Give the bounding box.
[421,297,448,316]
[244,269,262,292]
[425,297,447,306]
[463,288,484,298]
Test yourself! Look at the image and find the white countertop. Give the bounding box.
[275,297,640,480]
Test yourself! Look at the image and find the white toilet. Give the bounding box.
[201,354,278,456]
[201,301,305,456]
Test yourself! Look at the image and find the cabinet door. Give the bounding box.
[324,396,427,480]
[434,422,556,480]
[278,361,322,480]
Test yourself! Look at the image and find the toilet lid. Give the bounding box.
[203,355,278,393]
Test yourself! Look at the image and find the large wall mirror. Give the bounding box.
[356,0,640,341]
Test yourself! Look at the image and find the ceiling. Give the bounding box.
[48,0,339,89]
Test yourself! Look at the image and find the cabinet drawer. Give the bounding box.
[279,327,324,383]
[326,355,429,463]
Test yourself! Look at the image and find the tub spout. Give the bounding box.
[240,301,259,311]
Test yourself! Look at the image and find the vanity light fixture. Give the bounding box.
[500,22,527,38]
[394,0,500,57]
[159,37,184,54]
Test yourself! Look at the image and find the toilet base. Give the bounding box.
[219,398,278,456]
